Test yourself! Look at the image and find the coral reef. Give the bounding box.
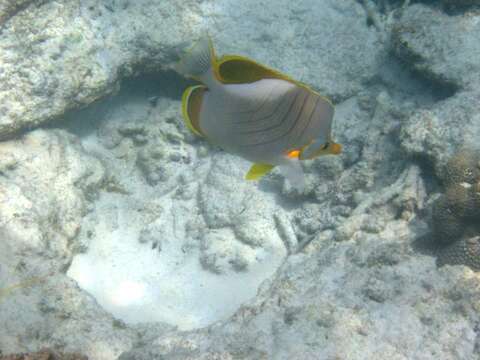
[2,0,480,359]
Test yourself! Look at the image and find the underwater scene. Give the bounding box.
[1,0,480,359]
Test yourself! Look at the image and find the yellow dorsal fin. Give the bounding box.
[245,163,275,180]
[216,55,295,84]
[181,85,207,137]
[215,54,334,107]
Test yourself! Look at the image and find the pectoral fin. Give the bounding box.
[245,163,275,180]
[181,85,207,137]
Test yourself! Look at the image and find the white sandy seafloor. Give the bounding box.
[67,191,284,330]
[65,84,287,330]
[1,0,480,359]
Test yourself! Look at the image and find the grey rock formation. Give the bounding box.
[0,129,104,261]
[0,0,381,140]
[394,4,480,177]
[400,91,480,175]
[0,0,199,139]
[442,0,480,11]
[392,3,480,91]
[0,130,137,357]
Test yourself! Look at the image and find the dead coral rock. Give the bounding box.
[0,1,35,24]
[442,0,480,10]
[400,93,480,177]
[392,4,480,90]
[437,236,480,270]
[0,348,88,360]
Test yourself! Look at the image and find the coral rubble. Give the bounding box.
[0,348,87,360]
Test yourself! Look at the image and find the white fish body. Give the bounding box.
[176,37,341,190]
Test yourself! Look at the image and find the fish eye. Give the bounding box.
[321,142,330,150]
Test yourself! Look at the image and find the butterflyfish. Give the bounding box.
[176,37,342,190]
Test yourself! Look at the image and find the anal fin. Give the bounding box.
[245,163,275,180]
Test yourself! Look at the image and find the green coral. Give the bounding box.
[432,149,480,271]
[444,183,477,218]
[437,236,480,271]
[472,181,480,218]
[432,196,464,245]
[442,149,479,186]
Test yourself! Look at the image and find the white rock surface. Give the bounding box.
[0,130,137,358]
[66,92,288,330]
[0,0,381,139]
